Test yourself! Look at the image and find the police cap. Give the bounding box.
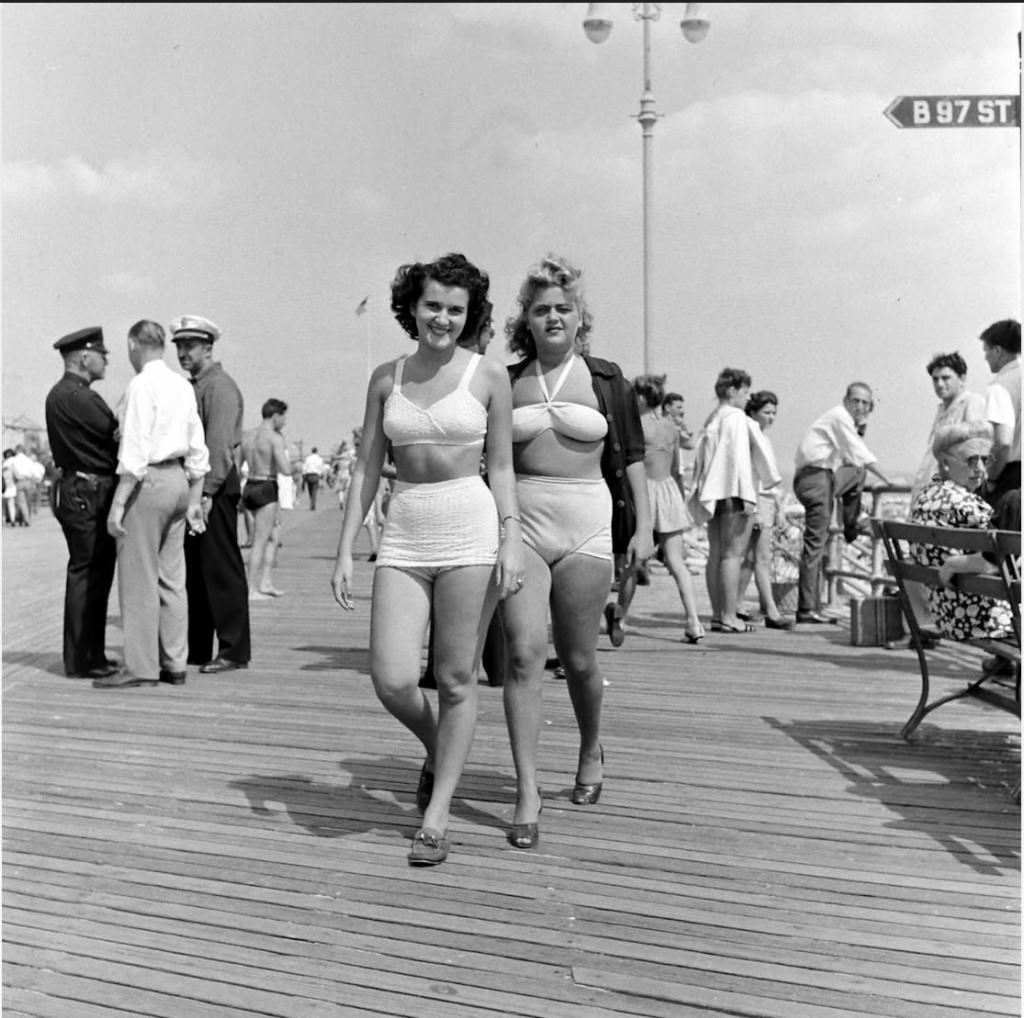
[53,326,107,354]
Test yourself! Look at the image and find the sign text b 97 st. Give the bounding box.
[884,95,1019,129]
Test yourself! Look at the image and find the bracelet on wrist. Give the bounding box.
[501,514,521,525]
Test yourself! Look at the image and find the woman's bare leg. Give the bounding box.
[549,554,614,786]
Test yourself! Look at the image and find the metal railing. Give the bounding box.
[823,483,912,607]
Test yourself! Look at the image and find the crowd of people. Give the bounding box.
[36,250,1019,867]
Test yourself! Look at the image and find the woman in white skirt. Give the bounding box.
[737,391,795,629]
[604,373,705,645]
[330,253,523,867]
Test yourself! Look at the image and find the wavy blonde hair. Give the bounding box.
[504,254,594,361]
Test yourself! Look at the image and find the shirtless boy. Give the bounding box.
[240,398,290,599]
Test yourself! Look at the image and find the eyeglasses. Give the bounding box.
[958,453,992,467]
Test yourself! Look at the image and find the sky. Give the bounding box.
[3,3,1021,480]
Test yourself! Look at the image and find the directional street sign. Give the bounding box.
[884,95,1020,128]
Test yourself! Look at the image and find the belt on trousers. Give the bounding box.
[794,465,832,479]
[149,457,185,468]
[73,471,114,483]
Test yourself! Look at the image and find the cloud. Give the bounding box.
[344,185,390,215]
[1,150,236,208]
[101,272,157,295]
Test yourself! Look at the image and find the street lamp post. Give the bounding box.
[583,2,710,374]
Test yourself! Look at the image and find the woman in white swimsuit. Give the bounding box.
[499,254,652,851]
[330,253,523,867]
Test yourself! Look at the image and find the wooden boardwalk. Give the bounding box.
[3,504,1020,1018]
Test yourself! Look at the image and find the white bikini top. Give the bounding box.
[383,354,487,448]
[511,356,608,444]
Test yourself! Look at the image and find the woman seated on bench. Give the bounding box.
[909,421,1014,641]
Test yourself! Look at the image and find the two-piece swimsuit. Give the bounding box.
[511,356,614,565]
[378,353,497,573]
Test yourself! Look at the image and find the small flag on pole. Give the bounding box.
[355,296,369,316]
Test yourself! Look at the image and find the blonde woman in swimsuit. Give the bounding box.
[500,255,653,851]
[331,253,523,867]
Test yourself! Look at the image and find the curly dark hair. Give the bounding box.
[389,252,490,342]
[504,254,594,361]
[713,367,751,399]
[925,351,968,378]
[745,390,778,417]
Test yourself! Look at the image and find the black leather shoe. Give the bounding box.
[796,611,833,625]
[604,604,625,648]
[92,671,158,689]
[68,662,121,679]
[159,670,187,685]
[199,657,249,674]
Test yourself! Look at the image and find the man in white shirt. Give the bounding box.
[98,320,210,689]
[301,447,326,509]
[980,319,1021,509]
[792,383,892,624]
[9,444,39,525]
[909,351,987,508]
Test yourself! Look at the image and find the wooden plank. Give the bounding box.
[4,510,1019,1017]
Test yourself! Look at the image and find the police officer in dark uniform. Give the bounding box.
[44,326,120,678]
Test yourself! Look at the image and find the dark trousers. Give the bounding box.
[185,466,251,664]
[833,464,867,543]
[304,474,319,509]
[53,474,117,674]
[794,467,833,615]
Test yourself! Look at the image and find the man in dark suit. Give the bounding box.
[44,327,121,678]
[170,314,251,673]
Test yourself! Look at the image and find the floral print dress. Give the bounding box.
[909,479,1013,640]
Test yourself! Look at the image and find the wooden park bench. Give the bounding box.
[875,520,1020,742]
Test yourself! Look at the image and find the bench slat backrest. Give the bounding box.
[992,529,1021,646]
[877,521,1012,633]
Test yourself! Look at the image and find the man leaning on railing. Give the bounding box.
[792,383,893,625]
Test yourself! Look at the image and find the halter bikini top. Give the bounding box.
[511,356,608,444]
[383,354,487,448]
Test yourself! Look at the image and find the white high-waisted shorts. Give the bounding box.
[376,475,498,572]
[516,475,613,566]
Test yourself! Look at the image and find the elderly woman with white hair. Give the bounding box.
[909,420,1013,641]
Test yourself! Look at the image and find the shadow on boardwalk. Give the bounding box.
[3,508,1020,1018]
[766,717,1019,874]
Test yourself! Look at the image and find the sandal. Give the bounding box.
[572,746,604,805]
[709,618,724,632]
[719,622,755,634]
[684,623,705,644]
[408,827,449,866]
[507,787,543,849]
